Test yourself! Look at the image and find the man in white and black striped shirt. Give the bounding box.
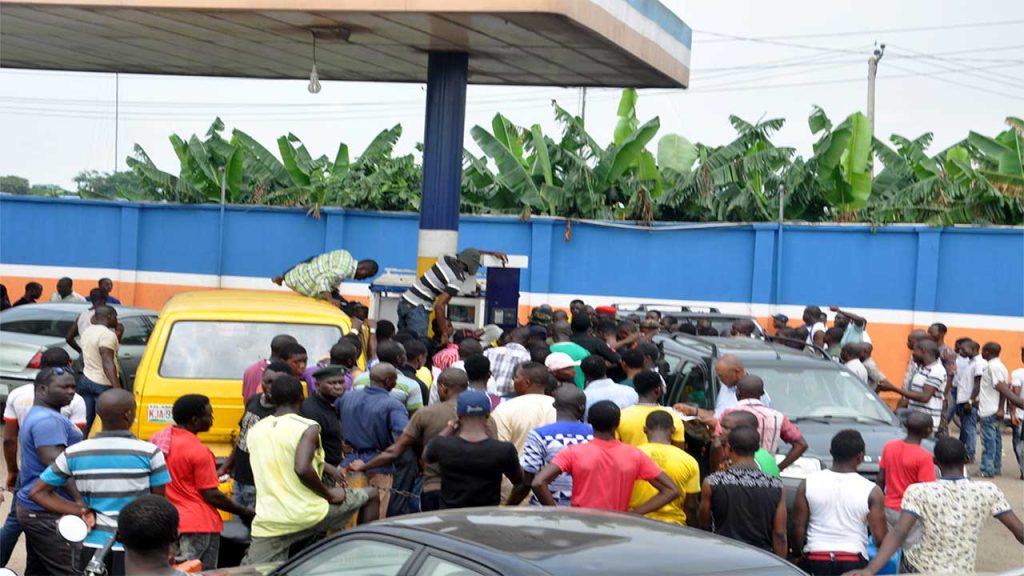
[880,339,946,429]
[397,248,506,338]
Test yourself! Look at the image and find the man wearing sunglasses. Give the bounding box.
[1,349,87,569]
[12,366,82,576]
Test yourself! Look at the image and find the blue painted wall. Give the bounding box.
[1,195,1022,318]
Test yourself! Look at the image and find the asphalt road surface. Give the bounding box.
[0,426,1022,574]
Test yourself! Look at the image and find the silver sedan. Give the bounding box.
[0,302,158,404]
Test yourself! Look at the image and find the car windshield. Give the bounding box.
[0,307,78,337]
[159,321,343,379]
[748,364,895,424]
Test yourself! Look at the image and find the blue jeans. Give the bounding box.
[0,479,21,567]
[396,300,429,339]
[1012,421,1023,478]
[943,395,958,427]
[76,376,112,437]
[233,481,257,510]
[979,415,1002,476]
[957,403,978,461]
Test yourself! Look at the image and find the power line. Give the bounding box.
[882,62,1024,101]
[694,19,1024,42]
[887,45,1024,89]
[690,31,868,55]
[696,59,863,89]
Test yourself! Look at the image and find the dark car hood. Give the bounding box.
[792,420,907,469]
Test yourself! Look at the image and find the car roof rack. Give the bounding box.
[670,332,720,360]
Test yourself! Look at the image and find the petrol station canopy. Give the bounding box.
[0,0,691,87]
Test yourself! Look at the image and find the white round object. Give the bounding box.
[57,515,89,543]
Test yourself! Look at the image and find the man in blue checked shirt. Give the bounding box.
[29,389,170,576]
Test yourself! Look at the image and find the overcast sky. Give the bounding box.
[1,0,1022,190]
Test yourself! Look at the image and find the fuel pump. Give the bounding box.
[482,254,528,332]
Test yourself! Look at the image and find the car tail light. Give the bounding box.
[27,351,42,369]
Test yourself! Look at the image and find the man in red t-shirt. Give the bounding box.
[532,400,678,512]
[162,395,255,570]
[877,411,936,548]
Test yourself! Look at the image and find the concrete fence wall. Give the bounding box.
[2,195,1022,381]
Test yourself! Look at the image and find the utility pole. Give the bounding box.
[579,87,587,123]
[866,43,885,133]
[114,72,120,172]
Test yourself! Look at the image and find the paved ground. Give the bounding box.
[1,427,1022,574]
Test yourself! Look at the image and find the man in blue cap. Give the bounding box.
[423,390,522,509]
[397,248,507,338]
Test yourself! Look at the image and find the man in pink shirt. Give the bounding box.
[532,400,678,512]
[242,335,296,400]
[715,375,808,472]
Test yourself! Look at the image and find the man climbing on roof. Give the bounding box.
[397,248,507,339]
[272,249,379,308]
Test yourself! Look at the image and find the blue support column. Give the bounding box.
[417,52,468,272]
[749,224,777,308]
[912,228,942,316]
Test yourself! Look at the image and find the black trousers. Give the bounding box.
[421,491,441,512]
[799,556,868,576]
[386,447,419,517]
[16,503,81,576]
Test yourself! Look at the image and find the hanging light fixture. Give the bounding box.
[308,31,322,94]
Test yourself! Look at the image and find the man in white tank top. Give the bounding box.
[792,429,888,575]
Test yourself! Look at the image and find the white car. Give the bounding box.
[0,303,158,404]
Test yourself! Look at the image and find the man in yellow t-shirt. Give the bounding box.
[243,375,379,564]
[616,371,687,451]
[630,410,701,526]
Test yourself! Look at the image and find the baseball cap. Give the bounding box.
[772,314,789,324]
[640,319,660,330]
[545,351,580,372]
[456,248,482,275]
[595,305,617,316]
[457,390,492,416]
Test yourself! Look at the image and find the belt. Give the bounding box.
[805,552,865,562]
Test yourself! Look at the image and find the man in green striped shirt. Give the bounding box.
[272,250,378,307]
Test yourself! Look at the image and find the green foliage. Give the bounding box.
[12,90,1009,228]
[0,175,30,195]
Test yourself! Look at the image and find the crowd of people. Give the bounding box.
[0,277,123,310]
[1,252,1023,576]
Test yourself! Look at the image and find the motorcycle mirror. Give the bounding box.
[58,514,89,543]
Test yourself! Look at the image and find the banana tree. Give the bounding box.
[661,115,793,222]
[129,118,246,203]
[968,116,1024,196]
[803,106,874,218]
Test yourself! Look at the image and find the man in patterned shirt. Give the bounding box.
[850,437,1023,576]
[272,249,378,307]
[508,385,592,506]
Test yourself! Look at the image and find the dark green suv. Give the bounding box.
[656,332,905,495]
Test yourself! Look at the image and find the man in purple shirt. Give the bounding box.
[302,340,359,396]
